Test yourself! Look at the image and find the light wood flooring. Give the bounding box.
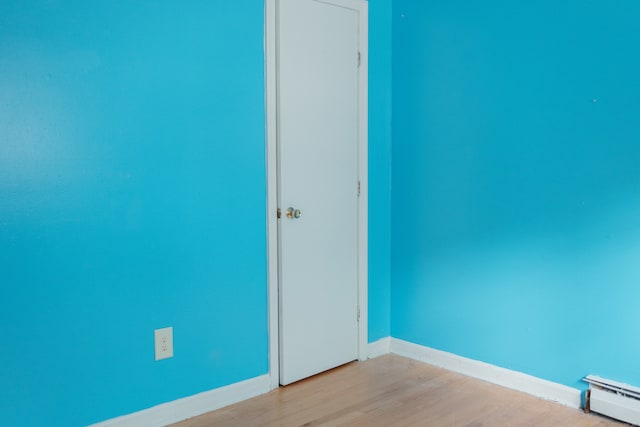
[171,355,627,427]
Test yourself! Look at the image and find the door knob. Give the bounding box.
[286,207,302,219]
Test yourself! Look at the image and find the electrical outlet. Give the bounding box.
[154,327,173,360]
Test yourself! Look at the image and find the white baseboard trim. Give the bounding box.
[88,374,270,427]
[366,337,391,359]
[390,338,582,409]
[89,338,583,426]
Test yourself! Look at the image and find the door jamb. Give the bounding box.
[265,0,368,390]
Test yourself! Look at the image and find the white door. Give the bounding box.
[277,0,365,385]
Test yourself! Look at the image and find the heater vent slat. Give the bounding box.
[585,375,640,399]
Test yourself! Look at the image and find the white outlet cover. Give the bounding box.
[154,327,174,360]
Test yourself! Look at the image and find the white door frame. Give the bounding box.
[265,0,368,389]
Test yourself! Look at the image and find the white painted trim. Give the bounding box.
[265,0,369,382]
[88,375,270,427]
[355,0,370,363]
[264,0,280,392]
[366,337,391,359]
[390,338,582,409]
[89,338,585,426]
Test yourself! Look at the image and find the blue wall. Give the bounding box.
[8,0,639,423]
[392,0,640,390]
[0,1,268,425]
[368,0,393,342]
[1,1,393,425]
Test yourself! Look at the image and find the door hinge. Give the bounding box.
[357,306,360,322]
[357,180,361,197]
[357,51,361,67]
[277,208,281,219]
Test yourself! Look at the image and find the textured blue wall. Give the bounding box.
[0,1,268,426]
[368,0,392,342]
[392,0,640,390]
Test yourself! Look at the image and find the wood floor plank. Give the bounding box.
[170,355,629,427]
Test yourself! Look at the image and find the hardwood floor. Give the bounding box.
[170,355,627,427]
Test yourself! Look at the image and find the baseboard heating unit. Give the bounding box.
[585,375,640,425]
